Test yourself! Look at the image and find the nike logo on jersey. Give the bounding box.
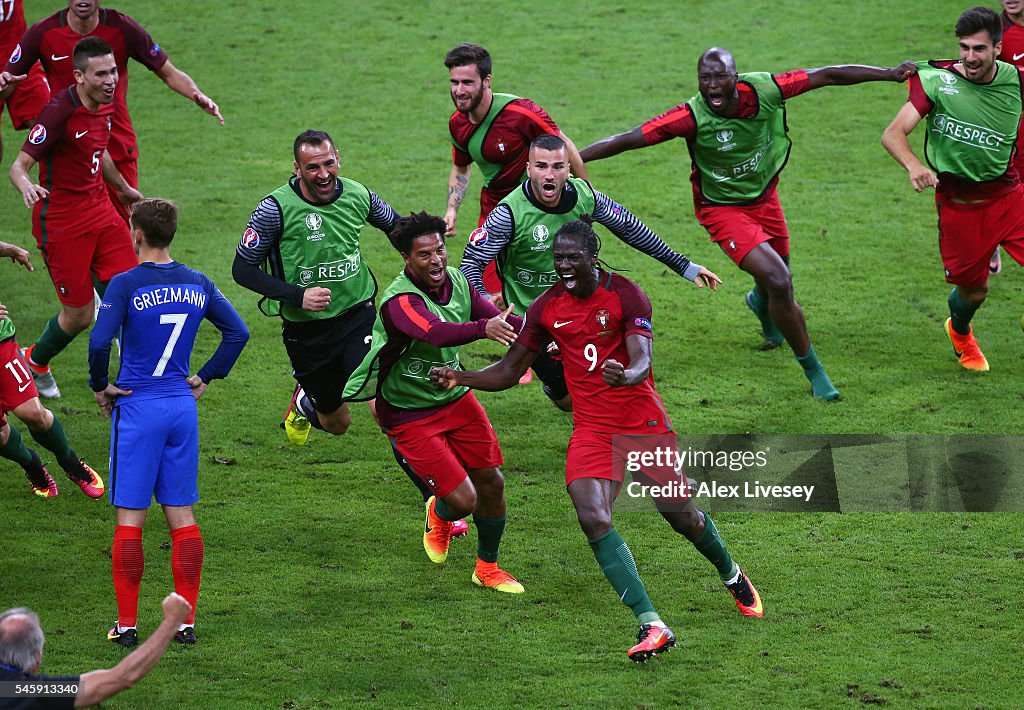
[75,130,88,139]
[51,54,69,61]
[17,381,31,393]
[1014,52,1024,61]
[553,320,573,328]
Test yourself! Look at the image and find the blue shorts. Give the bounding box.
[108,395,200,508]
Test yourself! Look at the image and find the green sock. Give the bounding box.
[692,511,738,581]
[473,515,506,563]
[29,415,79,474]
[433,496,459,522]
[745,289,783,345]
[31,314,76,366]
[0,424,35,468]
[948,287,980,336]
[795,345,839,400]
[589,528,658,624]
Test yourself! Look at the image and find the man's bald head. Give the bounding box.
[0,608,44,673]
[698,47,736,74]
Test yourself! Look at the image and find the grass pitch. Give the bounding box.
[2,0,1022,707]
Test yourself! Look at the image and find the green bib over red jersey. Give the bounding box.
[271,177,376,323]
[918,60,1023,182]
[497,177,596,316]
[343,267,470,408]
[452,93,519,188]
[687,72,791,204]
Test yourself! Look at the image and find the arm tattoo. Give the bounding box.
[448,174,469,209]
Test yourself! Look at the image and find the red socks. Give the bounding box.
[170,524,204,625]
[112,525,144,628]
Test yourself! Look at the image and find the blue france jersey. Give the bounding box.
[89,262,249,401]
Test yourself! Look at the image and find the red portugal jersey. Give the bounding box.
[639,70,811,207]
[21,86,118,242]
[449,97,559,214]
[1000,13,1024,67]
[0,0,27,58]
[999,13,1024,174]
[6,7,168,164]
[519,272,672,434]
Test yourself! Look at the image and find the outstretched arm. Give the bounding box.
[154,59,223,125]
[580,126,647,163]
[592,190,720,289]
[430,342,538,392]
[75,593,191,708]
[101,151,143,208]
[806,60,917,89]
[882,101,937,192]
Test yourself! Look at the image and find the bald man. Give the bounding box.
[581,48,916,401]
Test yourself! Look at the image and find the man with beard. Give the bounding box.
[883,6,1024,371]
[460,133,719,411]
[581,49,917,401]
[444,43,588,304]
[432,220,762,662]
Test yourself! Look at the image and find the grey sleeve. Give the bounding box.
[592,190,703,281]
[367,190,399,234]
[458,205,514,296]
[235,197,283,265]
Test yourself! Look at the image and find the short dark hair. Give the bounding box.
[73,36,113,72]
[444,44,492,80]
[131,198,179,248]
[955,6,1002,43]
[389,211,448,254]
[531,134,566,152]
[293,129,335,163]
[554,217,600,257]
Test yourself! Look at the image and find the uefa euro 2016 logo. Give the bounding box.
[305,213,323,231]
[532,224,549,243]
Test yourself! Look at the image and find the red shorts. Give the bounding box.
[0,339,38,426]
[0,63,49,131]
[106,156,139,224]
[388,392,503,498]
[695,189,790,266]
[37,215,137,307]
[936,188,1024,288]
[567,426,686,492]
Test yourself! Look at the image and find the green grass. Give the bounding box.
[2,0,1022,708]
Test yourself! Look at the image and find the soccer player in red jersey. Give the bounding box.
[8,36,140,398]
[0,0,222,222]
[581,50,917,401]
[444,43,589,303]
[883,7,1024,372]
[431,219,763,662]
[0,240,104,500]
[0,0,49,164]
